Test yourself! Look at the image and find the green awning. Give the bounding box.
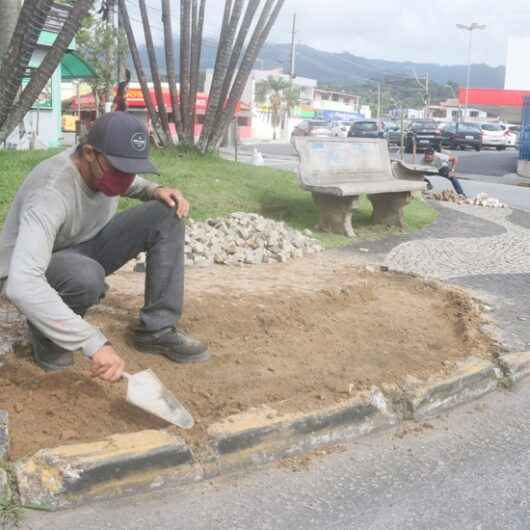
[61,51,96,80]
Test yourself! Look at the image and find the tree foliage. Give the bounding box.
[76,12,128,115]
[255,75,300,139]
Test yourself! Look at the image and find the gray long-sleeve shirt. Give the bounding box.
[0,149,159,357]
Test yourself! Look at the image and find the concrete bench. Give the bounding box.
[293,137,427,237]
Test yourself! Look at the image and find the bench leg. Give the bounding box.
[311,192,359,237]
[368,192,411,228]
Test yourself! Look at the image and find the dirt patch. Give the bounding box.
[0,258,499,459]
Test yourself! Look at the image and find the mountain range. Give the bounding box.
[139,40,506,90]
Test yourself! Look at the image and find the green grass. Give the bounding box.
[0,147,438,247]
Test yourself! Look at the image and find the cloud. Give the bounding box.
[200,0,530,67]
[128,0,530,67]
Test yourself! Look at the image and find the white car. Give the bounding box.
[500,124,520,148]
[331,120,354,138]
[479,123,507,150]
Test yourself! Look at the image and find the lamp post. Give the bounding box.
[456,22,486,120]
[446,84,462,122]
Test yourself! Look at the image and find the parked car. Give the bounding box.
[441,122,482,151]
[405,120,443,153]
[381,120,402,145]
[500,124,520,148]
[330,120,354,138]
[348,120,385,139]
[479,123,507,150]
[291,119,332,138]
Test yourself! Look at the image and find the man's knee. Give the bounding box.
[47,253,106,310]
[145,201,185,234]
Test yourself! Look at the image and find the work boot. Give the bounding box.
[133,327,210,364]
[29,324,74,372]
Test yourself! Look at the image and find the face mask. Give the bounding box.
[93,157,135,197]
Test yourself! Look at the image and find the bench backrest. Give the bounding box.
[293,137,395,188]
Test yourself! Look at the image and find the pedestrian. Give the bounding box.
[0,112,208,383]
[112,69,131,113]
[422,147,466,197]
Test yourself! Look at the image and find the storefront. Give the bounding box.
[5,30,95,150]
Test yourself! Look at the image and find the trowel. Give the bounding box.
[123,369,194,429]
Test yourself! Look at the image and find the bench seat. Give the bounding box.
[302,178,425,197]
[293,137,427,237]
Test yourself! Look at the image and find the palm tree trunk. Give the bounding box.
[161,0,183,142]
[210,0,260,141]
[139,0,172,142]
[0,0,54,133]
[0,0,20,64]
[188,0,206,144]
[118,0,167,146]
[0,0,93,144]
[179,0,192,144]
[197,0,245,151]
[206,0,285,152]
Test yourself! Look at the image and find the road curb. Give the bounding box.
[497,351,530,383]
[15,430,199,510]
[383,357,499,420]
[6,353,530,510]
[0,411,8,460]
[206,390,396,475]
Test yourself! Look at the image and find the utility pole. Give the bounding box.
[457,22,487,120]
[377,82,381,120]
[424,73,430,119]
[289,13,296,81]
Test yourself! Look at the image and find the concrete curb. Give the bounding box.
[497,351,530,383]
[384,357,500,421]
[0,411,8,460]
[206,389,396,475]
[5,353,530,510]
[15,430,200,510]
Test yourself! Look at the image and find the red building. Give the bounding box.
[458,88,530,123]
[66,84,252,139]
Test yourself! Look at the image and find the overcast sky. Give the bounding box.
[198,0,530,67]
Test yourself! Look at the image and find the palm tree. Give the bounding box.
[139,0,172,142]
[255,75,299,139]
[0,0,21,64]
[206,0,286,151]
[0,0,93,144]
[118,0,168,146]
[0,0,54,137]
[161,0,183,142]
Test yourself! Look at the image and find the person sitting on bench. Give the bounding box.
[422,147,466,197]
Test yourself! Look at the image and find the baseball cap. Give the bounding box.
[86,112,159,175]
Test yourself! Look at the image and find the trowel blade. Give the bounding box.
[125,369,194,429]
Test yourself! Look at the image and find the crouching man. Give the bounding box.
[0,112,208,383]
[422,147,466,197]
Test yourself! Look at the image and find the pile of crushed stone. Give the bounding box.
[181,212,323,267]
[426,190,507,208]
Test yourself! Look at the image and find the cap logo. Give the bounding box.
[130,132,147,152]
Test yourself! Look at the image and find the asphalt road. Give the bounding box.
[236,142,519,179]
[456,149,518,177]
[20,378,530,530]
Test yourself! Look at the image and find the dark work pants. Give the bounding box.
[434,166,466,196]
[30,201,185,351]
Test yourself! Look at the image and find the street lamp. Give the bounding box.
[456,22,487,119]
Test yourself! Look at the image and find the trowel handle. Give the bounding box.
[122,372,132,381]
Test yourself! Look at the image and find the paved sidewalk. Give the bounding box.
[340,201,530,352]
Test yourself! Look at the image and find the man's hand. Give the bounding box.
[90,344,125,383]
[153,187,190,218]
